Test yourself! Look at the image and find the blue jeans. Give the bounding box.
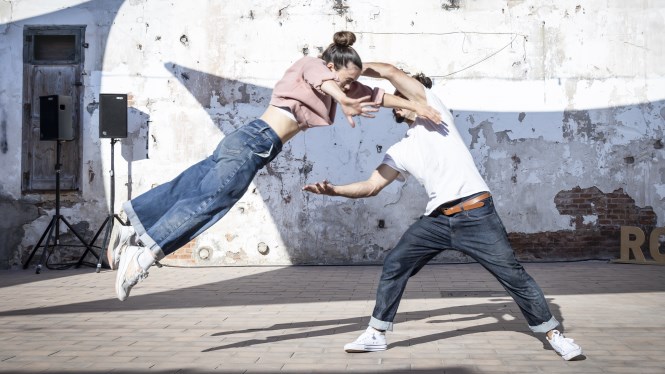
[369,193,559,333]
[123,119,282,258]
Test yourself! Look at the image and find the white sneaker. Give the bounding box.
[547,330,582,360]
[344,327,387,352]
[115,246,149,301]
[106,224,136,270]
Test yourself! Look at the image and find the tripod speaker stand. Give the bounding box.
[23,95,96,273]
[23,140,97,273]
[75,94,130,272]
[76,137,128,272]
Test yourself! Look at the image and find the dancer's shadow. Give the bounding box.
[204,296,584,360]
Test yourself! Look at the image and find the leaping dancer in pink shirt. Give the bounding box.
[107,31,442,301]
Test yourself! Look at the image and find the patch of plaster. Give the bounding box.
[582,215,597,225]
[655,184,665,200]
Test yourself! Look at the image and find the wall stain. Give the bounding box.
[510,154,521,183]
[179,34,189,47]
[1,118,7,154]
[332,0,349,17]
[86,101,99,115]
[441,0,461,11]
[87,161,95,183]
[223,248,248,263]
[298,159,313,179]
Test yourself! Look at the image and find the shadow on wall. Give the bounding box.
[166,63,664,265]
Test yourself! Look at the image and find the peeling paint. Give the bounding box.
[332,0,349,17]
[562,110,606,142]
[441,0,461,11]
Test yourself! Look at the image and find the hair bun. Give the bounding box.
[413,73,433,89]
[333,31,356,47]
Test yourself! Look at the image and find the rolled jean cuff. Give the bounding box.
[122,201,165,260]
[369,316,393,332]
[529,316,559,333]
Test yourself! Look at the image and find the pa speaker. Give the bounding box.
[99,94,128,138]
[40,95,74,141]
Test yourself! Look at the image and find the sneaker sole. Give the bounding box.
[344,344,387,353]
[106,224,122,270]
[115,247,136,301]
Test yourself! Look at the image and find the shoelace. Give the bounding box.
[553,334,578,351]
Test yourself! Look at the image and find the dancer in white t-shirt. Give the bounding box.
[303,63,583,361]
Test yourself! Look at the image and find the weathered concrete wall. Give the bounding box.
[1,0,663,268]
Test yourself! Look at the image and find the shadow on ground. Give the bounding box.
[202,297,563,353]
[2,262,658,319]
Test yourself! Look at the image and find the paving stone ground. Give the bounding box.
[1,261,663,373]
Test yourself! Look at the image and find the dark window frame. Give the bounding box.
[24,25,86,65]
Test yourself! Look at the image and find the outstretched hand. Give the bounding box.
[416,103,443,125]
[340,95,380,128]
[302,180,337,196]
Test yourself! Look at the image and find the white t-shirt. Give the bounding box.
[381,89,490,215]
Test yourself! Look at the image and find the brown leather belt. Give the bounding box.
[439,192,492,216]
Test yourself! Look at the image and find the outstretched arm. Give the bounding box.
[362,62,427,104]
[381,93,441,124]
[302,164,400,198]
[321,81,380,128]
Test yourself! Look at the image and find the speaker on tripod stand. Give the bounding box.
[76,94,130,272]
[23,95,96,273]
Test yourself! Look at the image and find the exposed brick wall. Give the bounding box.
[161,241,195,266]
[510,186,658,261]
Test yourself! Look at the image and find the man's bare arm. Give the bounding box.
[362,62,427,104]
[381,93,441,124]
[302,164,400,198]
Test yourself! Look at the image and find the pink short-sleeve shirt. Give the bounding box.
[270,56,384,130]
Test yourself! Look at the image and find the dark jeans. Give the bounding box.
[369,194,559,333]
[123,119,282,257]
